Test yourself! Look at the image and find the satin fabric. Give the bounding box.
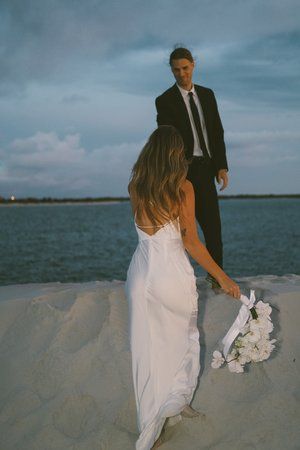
[125,218,200,450]
[222,290,256,358]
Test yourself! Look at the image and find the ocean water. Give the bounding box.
[0,199,299,285]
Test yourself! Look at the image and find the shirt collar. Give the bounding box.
[176,83,196,98]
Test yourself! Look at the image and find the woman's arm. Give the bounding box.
[179,180,240,299]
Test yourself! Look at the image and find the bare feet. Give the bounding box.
[181,405,203,418]
[151,407,203,448]
[165,414,182,427]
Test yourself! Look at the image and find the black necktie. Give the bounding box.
[188,92,210,159]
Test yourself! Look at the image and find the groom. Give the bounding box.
[155,47,228,282]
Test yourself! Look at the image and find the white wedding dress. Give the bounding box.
[125,216,200,450]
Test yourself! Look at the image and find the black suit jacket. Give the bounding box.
[155,84,228,174]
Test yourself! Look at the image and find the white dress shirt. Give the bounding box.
[177,83,211,158]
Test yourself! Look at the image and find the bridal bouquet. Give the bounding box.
[211,290,276,373]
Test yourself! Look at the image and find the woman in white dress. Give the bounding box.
[125,126,240,449]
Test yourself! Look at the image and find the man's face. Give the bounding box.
[170,58,195,90]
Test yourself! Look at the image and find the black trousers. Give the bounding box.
[187,157,223,269]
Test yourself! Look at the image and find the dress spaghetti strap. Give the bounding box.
[136,222,167,229]
[134,210,177,229]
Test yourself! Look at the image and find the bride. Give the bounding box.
[125,125,240,449]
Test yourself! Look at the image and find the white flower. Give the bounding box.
[252,316,273,333]
[256,338,277,361]
[239,344,254,363]
[228,360,244,373]
[264,320,274,333]
[239,335,251,345]
[259,328,271,339]
[211,350,225,368]
[251,316,270,330]
[226,348,238,362]
[259,349,271,361]
[211,293,276,374]
[255,301,272,318]
[249,347,261,362]
[237,354,248,365]
[247,328,261,343]
[249,319,260,331]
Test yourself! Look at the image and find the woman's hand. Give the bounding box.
[218,274,241,300]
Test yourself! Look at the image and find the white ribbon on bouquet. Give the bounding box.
[221,289,256,358]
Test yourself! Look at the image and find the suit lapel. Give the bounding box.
[168,84,193,157]
[171,84,191,127]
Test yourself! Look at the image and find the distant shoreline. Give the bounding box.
[0,197,128,206]
[0,201,123,207]
[220,194,300,199]
[0,194,299,206]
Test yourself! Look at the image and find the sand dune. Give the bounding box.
[0,275,299,450]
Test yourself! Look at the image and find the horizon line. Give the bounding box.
[1,193,299,204]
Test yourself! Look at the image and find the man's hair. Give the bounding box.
[169,47,194,65]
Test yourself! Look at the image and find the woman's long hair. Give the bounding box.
[128,125,188,226]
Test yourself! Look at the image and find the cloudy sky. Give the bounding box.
[0,0,299,197]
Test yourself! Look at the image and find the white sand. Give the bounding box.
[0,275,299,450]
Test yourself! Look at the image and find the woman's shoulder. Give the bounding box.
[181,179,194,195]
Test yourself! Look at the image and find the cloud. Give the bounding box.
[0,128,299,198]
[61,94,89,104]
[0,132,142,197]
[221,131,300,195]
[1,0,299,95]
[1,1,299,111]
[0,0,299,196]
[226,130,300,167]
[201,31,300,109]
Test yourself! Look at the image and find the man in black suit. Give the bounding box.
[155,47,228,284]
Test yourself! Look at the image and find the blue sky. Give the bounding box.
[0,0,299,197]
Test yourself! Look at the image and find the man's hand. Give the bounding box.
[217,169,228,191]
